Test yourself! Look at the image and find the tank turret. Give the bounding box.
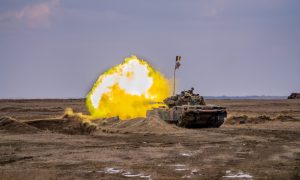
[164,88,205,108]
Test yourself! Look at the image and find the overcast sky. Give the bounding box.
[0,0,299,98]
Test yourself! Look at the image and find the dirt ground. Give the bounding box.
[0,99,299,179]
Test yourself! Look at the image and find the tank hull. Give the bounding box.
[146,105,227,128]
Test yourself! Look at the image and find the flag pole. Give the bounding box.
[173,56,181,96]
[173,66,176,96]
[173,55,180,96]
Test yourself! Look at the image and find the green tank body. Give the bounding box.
[146,88,227,128]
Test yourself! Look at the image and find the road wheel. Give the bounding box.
[177,116,187,127]
[210,116,224,128]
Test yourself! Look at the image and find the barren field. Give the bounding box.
[0,99,300,179]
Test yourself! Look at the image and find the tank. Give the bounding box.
[288,93,300,99]
[146,88,227,128]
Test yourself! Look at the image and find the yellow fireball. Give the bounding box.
[86,56,171,120]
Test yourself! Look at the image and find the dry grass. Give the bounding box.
[225,114,299,125]
[0,169,55,180]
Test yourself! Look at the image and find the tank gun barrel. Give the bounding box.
[148,101,165,105]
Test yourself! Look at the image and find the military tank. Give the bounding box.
[146,88,227,128]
